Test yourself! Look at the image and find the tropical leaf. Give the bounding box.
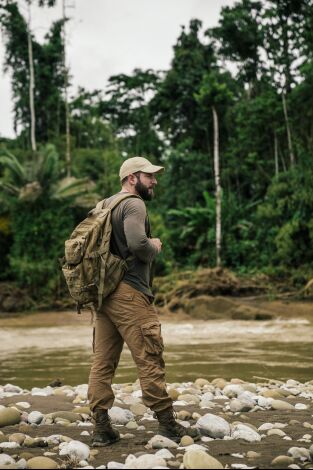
[51,176,96,200]
[0,152,26,186]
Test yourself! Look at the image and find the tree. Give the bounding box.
[0,1,65,144]
[0,145,97,295]
[195,71,234,267]
[100,69,162,158]
[210,0,264,90]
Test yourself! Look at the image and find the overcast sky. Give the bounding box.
[0,0,235,138]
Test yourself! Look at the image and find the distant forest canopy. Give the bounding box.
[0,0,313,300]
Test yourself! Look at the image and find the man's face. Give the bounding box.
[134,172,157,201]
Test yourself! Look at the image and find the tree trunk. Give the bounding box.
[212,106,222,268]
[27,3,36,152]
[274,131,279,176]
[63,0,71,177]
[282,92,295,166]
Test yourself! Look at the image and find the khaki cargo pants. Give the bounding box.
[88,282,172,412]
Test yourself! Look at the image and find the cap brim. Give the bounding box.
[142,164,164,174]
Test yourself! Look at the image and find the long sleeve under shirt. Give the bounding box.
[106,193,158,299]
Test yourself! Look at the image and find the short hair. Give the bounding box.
[121,171,141,186]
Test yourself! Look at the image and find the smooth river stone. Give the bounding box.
[27,456,58,469]
[229,398,253,413]
[50,411,82,422]
[232,424,261,442]
[109,407,134,425]
[180,435,194,446]
[196,413,231,439]
[28,411,43,424]
[129,403,147,416]
[177,394,201,405]
[146,434,179,449]
[0,454,15,466]
[183,449,223,469]
[72,406,91,415]
[271,455,294,466]
[0,408,21,427]
[59,440,90,460]
[195,378,210,388]
[267,428,286,437]
[262,389,284,399]
[271,400,295,411]
[125,453,166,469]
[9,433,26,445]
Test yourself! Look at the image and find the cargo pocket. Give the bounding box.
[141,321,164,356]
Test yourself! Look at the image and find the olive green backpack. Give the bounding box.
[61,193,139,313]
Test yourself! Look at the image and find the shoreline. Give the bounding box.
[1,378,313,469]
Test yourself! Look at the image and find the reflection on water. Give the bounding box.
[2,340,313,389]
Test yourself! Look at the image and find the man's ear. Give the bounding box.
[128,174,137,186]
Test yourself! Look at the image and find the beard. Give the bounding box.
[135,177,154,201]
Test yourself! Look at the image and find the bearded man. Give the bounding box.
[88,156,200,447]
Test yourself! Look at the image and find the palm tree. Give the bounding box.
[0,144,98,297]
[0,144,97,206]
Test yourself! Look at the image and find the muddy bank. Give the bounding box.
[1,267,311,314]
[1,379,313,469]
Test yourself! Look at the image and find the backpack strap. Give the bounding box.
[107,193,141,210]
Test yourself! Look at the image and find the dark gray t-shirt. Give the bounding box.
[106,192,158,299]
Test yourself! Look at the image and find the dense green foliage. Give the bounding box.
[1,0,313,301]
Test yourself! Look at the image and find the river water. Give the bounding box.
[1,316,313,389]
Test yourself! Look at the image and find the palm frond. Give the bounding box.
[51,176,96,200]
[0,181,20,196]
[0,152,27,186]
[36,144,59,185]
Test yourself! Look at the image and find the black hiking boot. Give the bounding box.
[155,407,201,443]
[91,409,120,447]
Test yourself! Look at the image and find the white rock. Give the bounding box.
[154,449,175,459]
[107,462,125,469]
[286,380,300,387]
[183,449,223,469]
[146,434,178,449]
[16,402,31,409]
[231,465,255,469]
[4,384,23,394]
[124,453,166,469]
[181,443,209,451]
[295,403,308,410]
[59,440,90,460]
[229,399,253,413]
[108,407,134,425]
[223,385,244,398]
[200,392,214,406]
[257,397,273,409]
[75,385,88,399]
[81,431,90,436]
[31,386,53,397]
[78,460,89,467]
[0,454,15,466]
[232,424,261,443]
[196,413,231,439]
[258,423,273,432]
[0,441,20,449]
[28,411,43,424]
[17,458,27,469]
[288,447,310,460]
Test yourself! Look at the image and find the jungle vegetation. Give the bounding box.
[0,0,313,302]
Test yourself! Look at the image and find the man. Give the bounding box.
[88,156,200,447]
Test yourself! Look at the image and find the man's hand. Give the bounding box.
[150,238,162,253]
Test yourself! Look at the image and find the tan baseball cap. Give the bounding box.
[119,157,164,181]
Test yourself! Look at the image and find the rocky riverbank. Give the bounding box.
[1,378,313,469]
